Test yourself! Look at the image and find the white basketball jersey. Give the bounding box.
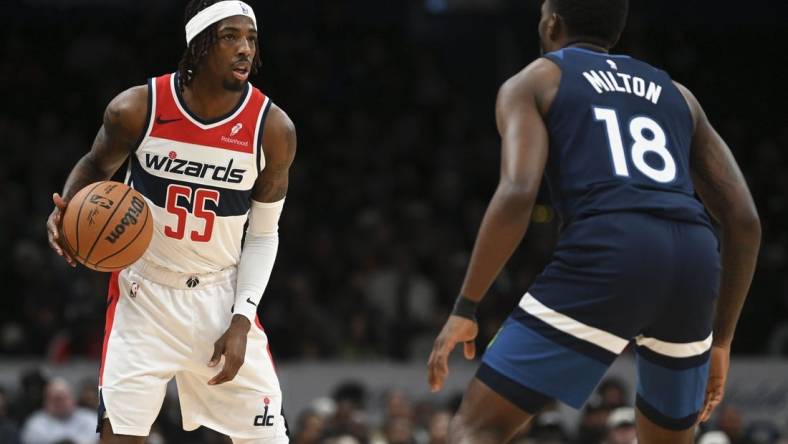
[125,73,271,273]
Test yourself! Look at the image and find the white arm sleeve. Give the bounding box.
[234,198,285,323]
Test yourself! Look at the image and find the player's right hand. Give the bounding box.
[46,193,76,267]
[699,344,730,423]
[428,315,479,393]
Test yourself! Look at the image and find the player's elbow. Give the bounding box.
[721,204,761,239]
[736,209,761,238]
[496,180,538,210]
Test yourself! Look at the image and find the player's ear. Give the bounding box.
[609,32,623,49]
[547,13,561,42]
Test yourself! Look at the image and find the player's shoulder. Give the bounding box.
[671,80,702,131]
[502,58,561,93]
[261,102,296,158]
[498,58,561,115]
[104,84,149,137]
[107,84,148,117]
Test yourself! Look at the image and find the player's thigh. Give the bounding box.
[633,221,718,432]
[450,377,535,444]
[177,308,288,440]
[635,408,695,444]
[99,419,147,444]
[101,270,181,436]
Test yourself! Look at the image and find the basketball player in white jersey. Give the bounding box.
[46,1,293,443]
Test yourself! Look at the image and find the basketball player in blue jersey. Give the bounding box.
[46,1,294,443]
[428,0,760,443]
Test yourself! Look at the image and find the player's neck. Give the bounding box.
[563,40,609,54]
[182,74,246,122]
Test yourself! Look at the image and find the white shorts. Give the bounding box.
[98,260,289,442]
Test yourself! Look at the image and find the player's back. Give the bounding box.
[542,47,709,227]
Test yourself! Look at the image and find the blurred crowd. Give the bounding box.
[1,369,786,444]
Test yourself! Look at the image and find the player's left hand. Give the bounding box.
[428,315,479,393]
[698,344,730,422]
[208,315,251,385]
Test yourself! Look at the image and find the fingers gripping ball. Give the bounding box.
[61,181,153,272]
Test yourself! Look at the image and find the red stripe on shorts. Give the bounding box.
[99,271,121,385]
[255,315,278,373]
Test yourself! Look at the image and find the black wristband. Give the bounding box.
[452,295,478,321]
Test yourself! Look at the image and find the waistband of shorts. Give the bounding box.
[128,259,236,290]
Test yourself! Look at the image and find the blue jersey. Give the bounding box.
[542,47,710,227]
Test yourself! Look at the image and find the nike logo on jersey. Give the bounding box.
[156,116,182,124]
[144,153,246,184]
[246,297,257,307]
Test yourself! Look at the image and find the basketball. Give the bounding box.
[61,181,153,272]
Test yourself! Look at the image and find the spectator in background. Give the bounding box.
[323,382,370,443]
[603,407,636,444]
[716,404,746,444]
[743,421,782,444]
[20,378,97,444]
[325,436,362,444]
[75,379,98,411]
[597,379,629,409]
[573,397,611,444]
[293,409,329,444]
[383,416,416,444]
[698,431,733,444]
[0,387,20,444]
[10,369,47,425]
[526,408,569,443]
[427,410,450,444]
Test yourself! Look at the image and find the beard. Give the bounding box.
[223,77,247,92]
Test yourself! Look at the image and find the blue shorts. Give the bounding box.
[479,212,720,430]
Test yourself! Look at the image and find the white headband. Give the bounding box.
[185,1,257,46]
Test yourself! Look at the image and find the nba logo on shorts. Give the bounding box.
[129,282,140,298]
[230,123,243,137]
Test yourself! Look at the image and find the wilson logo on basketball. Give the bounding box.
[105,196,145,244]
[144,153,246,184]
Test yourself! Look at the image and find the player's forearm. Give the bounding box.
[233,232,279,322]
[233,199,285,322]
[61,153,115,200]
[460,184,536,302]
[712,217,761,348]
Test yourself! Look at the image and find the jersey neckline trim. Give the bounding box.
[170,72,252,130]
[562,47,631,59]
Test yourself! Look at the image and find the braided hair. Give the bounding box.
[177,0,262,91]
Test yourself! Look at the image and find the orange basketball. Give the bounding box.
[61,181,153,272]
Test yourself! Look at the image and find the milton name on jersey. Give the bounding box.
[582,60,663,105]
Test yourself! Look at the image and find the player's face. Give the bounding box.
[538,0,559,54]
[205,16,258,92]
